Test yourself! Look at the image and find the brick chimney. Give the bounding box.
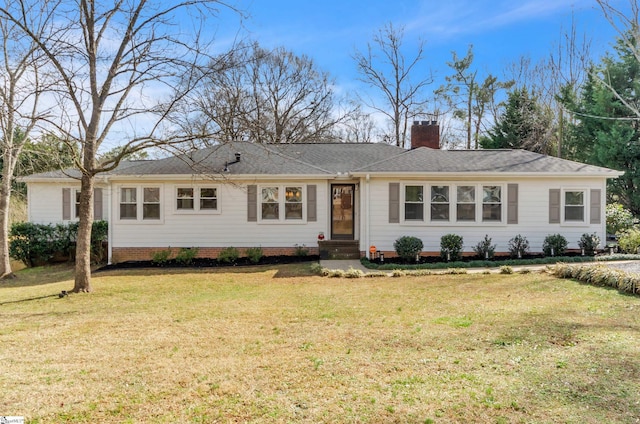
[410,121,440,149]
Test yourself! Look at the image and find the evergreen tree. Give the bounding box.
[565,36,640,215]
[481,88,553,154]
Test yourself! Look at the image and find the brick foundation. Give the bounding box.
[111,246,320,263]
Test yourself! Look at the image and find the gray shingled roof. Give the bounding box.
[22,142,622,180]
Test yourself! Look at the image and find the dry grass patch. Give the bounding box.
[1,265,640,423]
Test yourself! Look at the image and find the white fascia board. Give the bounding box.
[106,173,332,182]
[350,171,624,179]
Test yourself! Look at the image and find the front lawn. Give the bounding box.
[1,264,639,423]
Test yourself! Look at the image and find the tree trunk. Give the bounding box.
[73,173,94,293]
[0,157,15,280]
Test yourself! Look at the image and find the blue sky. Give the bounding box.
[213,0,620,98]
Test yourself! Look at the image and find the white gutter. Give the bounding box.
[107,183,113,264]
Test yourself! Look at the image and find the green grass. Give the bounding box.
[1,263,640,423]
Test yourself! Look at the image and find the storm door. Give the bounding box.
[331,184,355,240]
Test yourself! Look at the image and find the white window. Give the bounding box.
[564,190,585,222]
[430,185,449,221]
[404,185,424,221]
[75,191,81,218]
[259,185,305,222]
[482,185,502,222]
[176,188,194,210]
[456,186,476,222]
[143,188,161,220]
[200,188,217,210]
[285,187,303,220]
[120,187,137,220]
[119,186,162,222]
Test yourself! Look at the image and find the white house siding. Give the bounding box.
[364,176,607,257]
[27,182,110,224]
[110,179,330,252]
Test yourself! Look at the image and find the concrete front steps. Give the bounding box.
[318,240,361,260]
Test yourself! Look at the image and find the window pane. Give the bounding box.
[405,186,423,202]
[565,191,584,206]
[143,204,160,219]
[565,206,584,221]
[262,203,279,220]
[431,204,449,221]
[262,187,278,202]
[285,187,302,203]
[200,198,217,210]
[144,188,160,203]
[483,186,501,203]
[177,199,194,210]
[285,203,303,219]
[457,186,475,203]
[120,204,137,219]
[200,188,216,198]
[483,204,501,221]
[431,186,448,203]
[405,203,424,220]
[457,204,475,221]
[177,188,193,198]
[121,188,136,203]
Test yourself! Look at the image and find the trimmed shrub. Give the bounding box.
[472,235,496,259]
[578,233,600,256]
[245,247,263,264]
[175,247,198,265]
[500,265,514,274]
[218,246,240,263]
[543,234,568,257]
[151,248,172,265]
[617,227,640,254]
[440,234,463,261]
[9,220,108,267]
[394,236,423,262]
[508,234,530,258]
[344,267,365,278]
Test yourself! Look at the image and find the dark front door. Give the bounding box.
[331,184,354,240]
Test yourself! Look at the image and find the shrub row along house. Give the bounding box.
[23,122,623,263]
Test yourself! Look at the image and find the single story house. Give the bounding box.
[23,122,623,263]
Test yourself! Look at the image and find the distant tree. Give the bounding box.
[564,35,640,214]
[481,88,553,154]
[186,42,343,144]
[353,23,432,148]
[438,45,512,149]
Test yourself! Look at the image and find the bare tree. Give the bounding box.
[0,1,50,279]
[0,0,239,292]
[185,42,343,144]
[593,0,640,117]
[353,23,432,148]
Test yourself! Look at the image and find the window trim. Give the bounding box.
[561,188,588,225]
[173,185,220,214]
[257,184,307,224]
[116,185,164,224]
[403,184,425,221]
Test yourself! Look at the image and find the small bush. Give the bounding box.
[578,233,600,256]
[391,269,406,277]
[473,235,496,259]
[364,271,388,278]
[508,234,530,258]
[294,244,309,257]
[543,234,568,256]
[500,265,514,274]
[328,269,345,278]
[443,268,468,275]
[440,234,463,261]
[606,203,635,235]
[309,262,323,274]
[394,236,423,262]
[151,248,172,265]
[175,247,198,265]
[245,247,263,264]
[218,246,240,263]
[344,267,365,278]
[617,227,640,254]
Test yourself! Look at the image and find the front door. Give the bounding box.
[331,184,355,240]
